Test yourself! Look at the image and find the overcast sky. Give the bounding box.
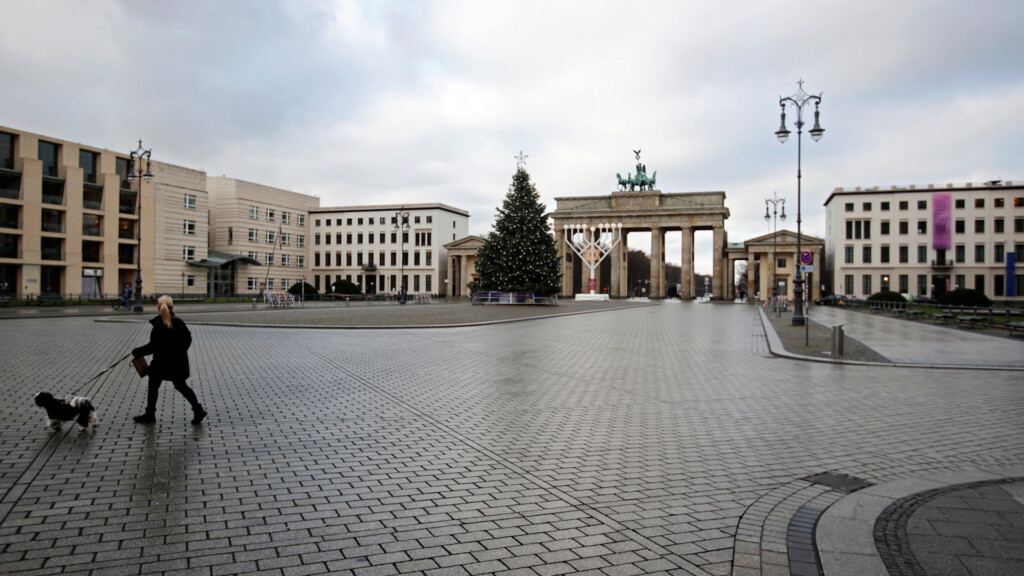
[4,1,1022,274]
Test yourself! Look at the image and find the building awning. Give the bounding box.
[186,250,262,268]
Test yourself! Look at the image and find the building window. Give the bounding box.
[297,235,305,247]
[38,141,60,177]
[995,275,1004,297]
[1016,218,1024,233]
[899,201,909,210]
[248,205,258,219]
[315,219,321,227]
[994,198,1004,208]
[917,220,927,234]
[314,252,321,267]
[862,246,872,264]
[281,232,290,246]
[995,244,1005,263]
[267,279,274,290]
[844,275,854,295]
[426,251,432,266]
[414,252,420,266]
[975,198,985,208]
[296,255,305,267]
[248,228,258,242]
[955,245,965,263]
[183,220,196,235]
[414,275,420,291]
[898,274,908,293]
[955,274,965,290]
[844,203,854,212]
[281,212,291,225]
[777,257,786,269]
[357,233,363,244]
[899,221,909,235]
[844,246,854,264]
[881,202,890,211]
[248,278,258,291]
[281,254,290,267]
[325,219,331,226]
[917,274,927,296]
[184,194,196,210]
[862,275,872,295]
[862,202,872,211]
[346,252,352,266]
[880,245,890,264]
[880,221,890,235]
[325,234,331,245]
[955,198,965,209]
[414,216,421,224]
[314,233,321,245]
[917,200,927,210]
[335,253,342,266]
[917,245,927,263]
[954,220,965,234]
[266,230,276,244]
[265,253,274,265]
[297,214,305,227]
[995,218,1004,233]
[975,244,985,263]
[357,218,363,225]
[975,219,985,234]
[266,209,275,222]
[247,251,258,260]
[186,275,195,287]
[183,245,195,261]
[899,245,909,263]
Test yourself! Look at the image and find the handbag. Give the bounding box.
[131,356,149,378]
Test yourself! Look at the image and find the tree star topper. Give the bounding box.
[515,150,528,169]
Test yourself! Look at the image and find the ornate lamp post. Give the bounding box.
[775,80,824,330]
[127,140,153,313]
[395,208,410,304]
[764,192,786,316]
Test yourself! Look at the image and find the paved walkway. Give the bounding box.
[0,300,1021,575]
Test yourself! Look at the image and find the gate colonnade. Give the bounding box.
[551,189,730,299]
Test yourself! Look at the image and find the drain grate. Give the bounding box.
[800,471,875,493]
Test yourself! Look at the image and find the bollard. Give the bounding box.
[831,324,844,357]
[252,298,257,310]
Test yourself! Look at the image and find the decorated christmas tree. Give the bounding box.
[474,165,561,293]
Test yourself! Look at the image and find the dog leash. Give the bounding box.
[74,352,133,395]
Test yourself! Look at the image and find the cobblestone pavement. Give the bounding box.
[1,300,1022,575]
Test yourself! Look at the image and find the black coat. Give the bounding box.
[132,314,192,381]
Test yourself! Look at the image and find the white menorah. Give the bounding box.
[563,223,622,299]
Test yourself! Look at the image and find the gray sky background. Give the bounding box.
[3,0,1022,274]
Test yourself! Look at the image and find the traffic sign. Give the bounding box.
[800,264,815,273]
[800,251,813,265]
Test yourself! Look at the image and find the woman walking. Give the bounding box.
[131,295,207,424]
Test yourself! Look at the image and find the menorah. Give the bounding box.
[563,223,622,301]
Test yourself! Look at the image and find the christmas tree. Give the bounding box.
[474,167,562,293]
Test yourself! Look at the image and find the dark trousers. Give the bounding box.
[145,378,201,413]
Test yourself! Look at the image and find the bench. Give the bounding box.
[956,315,984,328]
[904,310,924,319]
[931,313,954,324]
[1006,322,1024,335]
[37,295,65,305]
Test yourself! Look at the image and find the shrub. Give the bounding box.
[331,279,361,295]
[938,288,991,308]
[288,282,318,297]
[866,290,906,303]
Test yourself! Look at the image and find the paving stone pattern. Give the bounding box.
[1,301,1022,575]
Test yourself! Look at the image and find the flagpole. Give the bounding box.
[263,223,282,295]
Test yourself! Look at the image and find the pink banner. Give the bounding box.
[932,193,951,250]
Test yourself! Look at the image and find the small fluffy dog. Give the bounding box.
[34,393,99,431]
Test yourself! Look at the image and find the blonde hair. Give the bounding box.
[157,295,174,328]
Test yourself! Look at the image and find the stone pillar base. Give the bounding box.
[575,293,610,301]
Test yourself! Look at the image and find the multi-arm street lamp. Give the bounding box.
[775,80,824,332]
[764,191,786,316]
[394,208,410,304]
[127,140,153,313]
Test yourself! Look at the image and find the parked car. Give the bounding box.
[815,294,840,306]
[837,295,859,306]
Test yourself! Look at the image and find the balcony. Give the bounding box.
[361,263,378,272]
[931,259,953,270]
[0,168,20,200]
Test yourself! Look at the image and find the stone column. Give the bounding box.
[619,230,629,296]
[459,255,469,297]
[680,226,694,299]
[557,227,573,297]
[650,226,663,299]
[610,238,621,298]
[712,225,725,299]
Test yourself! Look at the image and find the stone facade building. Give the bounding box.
[823,181,1024,301]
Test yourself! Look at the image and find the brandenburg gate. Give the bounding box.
[550,154,730,299]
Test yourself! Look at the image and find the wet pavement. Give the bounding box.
[0,300,1021,575]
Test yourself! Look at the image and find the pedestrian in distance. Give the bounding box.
[131,295,208,424]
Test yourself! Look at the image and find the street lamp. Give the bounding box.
[776,79,824,334]
[395,208,409,304]
[127,139,153,313]
[764,191,786,316]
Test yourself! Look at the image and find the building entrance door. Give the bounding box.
[365,275,376,295]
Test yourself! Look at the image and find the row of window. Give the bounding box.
[246,278,305,291]
[0,132,149,190]
[842,273,1024,297]
[843,244,1024,265]
[312,273,434,293]
[313,250,433,268]
[247,206,305,226]
[315,215,433,227]
[846,217,1024,239]
[844,197,1024,212]
[245,228,306,247]
[313,231,433,247]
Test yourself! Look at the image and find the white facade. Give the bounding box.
[824,181,1024,301]
[309,204,469,296]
